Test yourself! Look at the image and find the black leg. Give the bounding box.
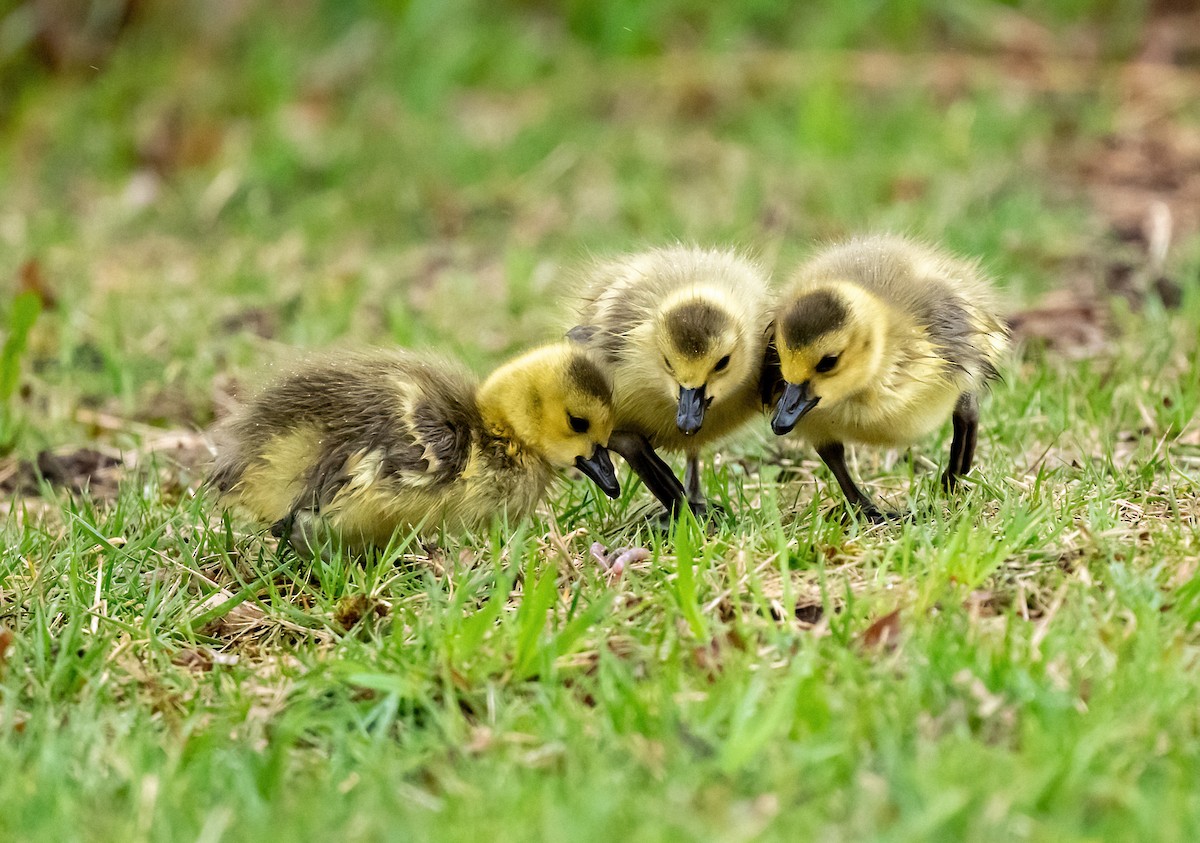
[270,512,294,540]
[942,392,979,491]
[683,452,702,509]
[607,430,686,516]
[680,450,723,521]
[816,442,886,522]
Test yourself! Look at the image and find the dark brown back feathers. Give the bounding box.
[212,353,481,510]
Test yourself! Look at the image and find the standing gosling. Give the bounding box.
[568,246,772,516]
[211,343,619,551]
[768,234,1009,520]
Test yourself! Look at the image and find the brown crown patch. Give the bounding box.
[663,300,731,357]
[566,354,613,402]
[780,290,849,349]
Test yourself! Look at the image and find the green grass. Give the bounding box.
[3,0,1200,840]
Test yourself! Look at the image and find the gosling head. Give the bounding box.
[653,289,756,436]
[770,283,888,435]
[478,343,620,498]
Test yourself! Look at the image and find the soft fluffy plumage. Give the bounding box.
[568,245,772,512]
[212,343,618,550]
[768,234,1009,518]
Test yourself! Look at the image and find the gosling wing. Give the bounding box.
[214,354,480,521]
[300,360,480,509]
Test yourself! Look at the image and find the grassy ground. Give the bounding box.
[3,1,1200,840]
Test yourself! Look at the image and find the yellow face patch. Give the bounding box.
[659,323,739,392]
[772,287,888,413]
[477,343,616,470]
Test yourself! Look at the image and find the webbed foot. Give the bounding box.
[858,504,908,525]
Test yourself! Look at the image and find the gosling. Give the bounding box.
[767,234,1009,521]
[211,343,620,551]
[568,246,772,516]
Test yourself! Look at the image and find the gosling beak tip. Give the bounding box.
[771,380,819,435]
[676,386,707,435]
[575,447,620,499]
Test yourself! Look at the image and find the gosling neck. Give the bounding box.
[475,374,538,465]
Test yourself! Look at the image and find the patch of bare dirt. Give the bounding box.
[0,447,123,498]
[0,416,212,502]
[1009,290,1109,358]
[1070,3,1200,312]
[1083,127,1200,252]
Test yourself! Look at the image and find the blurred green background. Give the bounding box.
[0,0,1191,446]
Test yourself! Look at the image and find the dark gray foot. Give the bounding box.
[859,504,907,524]
[271,509,332,562]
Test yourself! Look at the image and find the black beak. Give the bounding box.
[676,386,707,435]
[575,446,620,499]
[771,381,820,435]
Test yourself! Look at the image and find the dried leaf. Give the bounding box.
[1,709,28,734]
[333,594,388,630]
[691,630,748,678]
[1153,275,1184,308]
[964,589,1012,618]
[137,107,224,175]
[195,588,267,638]
[171,648,214,671]
[692,637,725,677]
[0,626,13,667]
[16,259,56,309]
[860,609,902,652]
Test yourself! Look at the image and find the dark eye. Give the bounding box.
[568,414,590,434]
[662,355,674,372]
[815,355,839,373]
[713,354,731,373]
